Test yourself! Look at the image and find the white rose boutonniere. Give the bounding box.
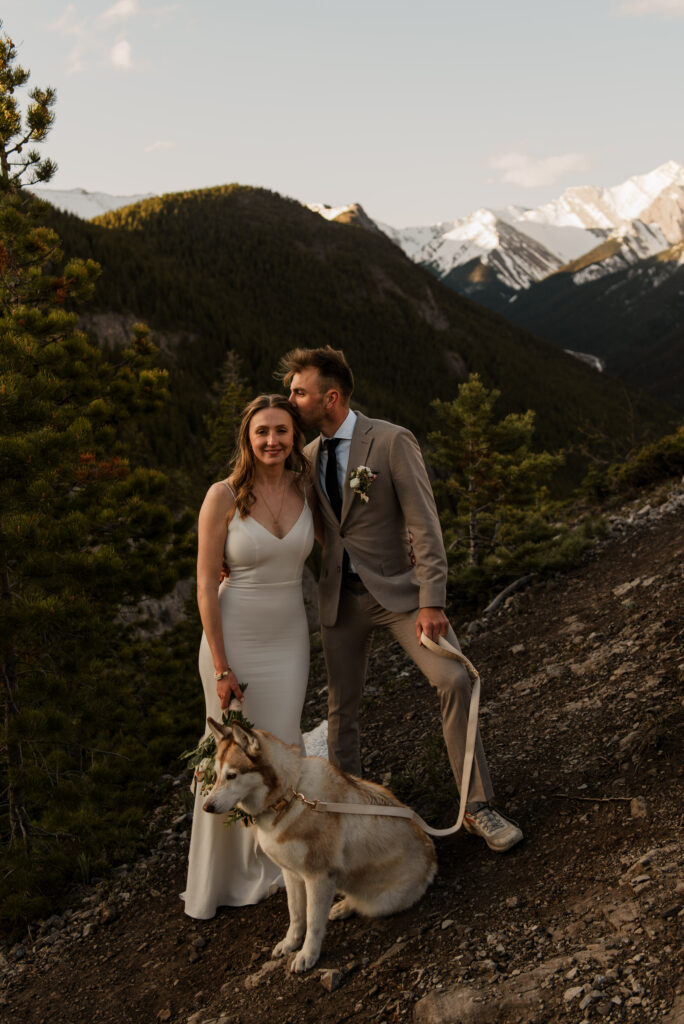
[349,465,378,504]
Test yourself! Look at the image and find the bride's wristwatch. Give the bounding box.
[214,668,232,681]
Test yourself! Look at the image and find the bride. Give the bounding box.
[183,394,317,919]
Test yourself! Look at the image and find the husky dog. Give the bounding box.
[203,719,437,973]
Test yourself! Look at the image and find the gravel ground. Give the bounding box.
[1,485,682,1024]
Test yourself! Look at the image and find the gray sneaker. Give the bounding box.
[463,805,523,852]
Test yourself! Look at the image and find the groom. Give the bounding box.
[281,346,522,853]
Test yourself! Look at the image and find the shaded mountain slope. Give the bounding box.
[40,185,673,467]
[501,242,684,412]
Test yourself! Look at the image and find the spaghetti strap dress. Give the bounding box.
[182,485,314,918]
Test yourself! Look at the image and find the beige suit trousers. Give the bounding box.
[321,581,495,805]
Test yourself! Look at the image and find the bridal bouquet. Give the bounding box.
[180,691,253,826]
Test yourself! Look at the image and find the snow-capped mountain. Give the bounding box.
[520,160,684,242]
[312,203,595,291]
[308,202,355,222]
[378,208,609,292]
[307,201,384,236]
[569,220,671,286]
[311,161,684,299]
[308,163,684,404]
[29,186,155,219]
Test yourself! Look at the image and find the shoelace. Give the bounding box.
[468,806,504,832]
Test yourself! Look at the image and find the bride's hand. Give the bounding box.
[217,670,243,710]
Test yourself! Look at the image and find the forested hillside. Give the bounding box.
[39,185,675,487]
[494,242,684,413]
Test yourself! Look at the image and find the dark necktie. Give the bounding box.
[324,438,342,520]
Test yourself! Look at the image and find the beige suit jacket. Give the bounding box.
[306,412,448,628]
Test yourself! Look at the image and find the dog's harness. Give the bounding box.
[265,635,480,839]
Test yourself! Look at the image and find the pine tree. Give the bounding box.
[204,350,253,480]
[428,374,564,579]
[0,26,181,904]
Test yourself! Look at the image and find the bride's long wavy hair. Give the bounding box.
[230,394,310,518]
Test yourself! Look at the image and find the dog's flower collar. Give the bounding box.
[179,691,254,827]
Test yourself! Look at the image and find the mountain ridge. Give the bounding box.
[35,162,684,294]
[319,162,683,300]
[35,184,673,482]
[307,163,684,409]
[33,168,684,412]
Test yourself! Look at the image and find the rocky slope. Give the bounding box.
[1,485,682,1024]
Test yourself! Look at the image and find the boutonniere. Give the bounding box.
[349,465,378,504]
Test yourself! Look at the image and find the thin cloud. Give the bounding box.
[109,39,133,69]
[101,0,140,21]
[615,0,684,13]
[51,2,140,72]
[144,140,175,152]
[50,4,87,36]
[489,152,592,188]
[51,6,91,74]
[66,44,86,74]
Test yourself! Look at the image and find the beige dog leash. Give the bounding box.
[304,633,481,838]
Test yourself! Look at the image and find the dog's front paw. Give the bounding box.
[290,947,320,973]
[272,935,302,959]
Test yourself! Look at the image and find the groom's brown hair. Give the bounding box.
[279,346,354,400]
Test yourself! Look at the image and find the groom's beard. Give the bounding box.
[294,401,327,433]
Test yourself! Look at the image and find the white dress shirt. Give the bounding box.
[319,408,357,503]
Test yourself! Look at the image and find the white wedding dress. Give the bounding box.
[182,493,314,919]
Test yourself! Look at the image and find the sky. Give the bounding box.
[2,0,684,227]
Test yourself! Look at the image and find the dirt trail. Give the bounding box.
[2,489,682,1024]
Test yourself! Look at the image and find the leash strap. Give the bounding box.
[310,634,481,838]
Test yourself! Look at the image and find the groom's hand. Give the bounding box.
[415,607,449,644]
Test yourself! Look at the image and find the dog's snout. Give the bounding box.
[203,798,216,814]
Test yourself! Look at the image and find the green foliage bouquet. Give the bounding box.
[180,691,253,825]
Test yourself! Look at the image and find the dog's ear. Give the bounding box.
[231,723,260,758]
[207,717,232,743]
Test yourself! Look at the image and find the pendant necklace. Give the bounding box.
[256,476,289,537]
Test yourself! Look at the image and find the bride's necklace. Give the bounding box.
[255,477,289,537]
